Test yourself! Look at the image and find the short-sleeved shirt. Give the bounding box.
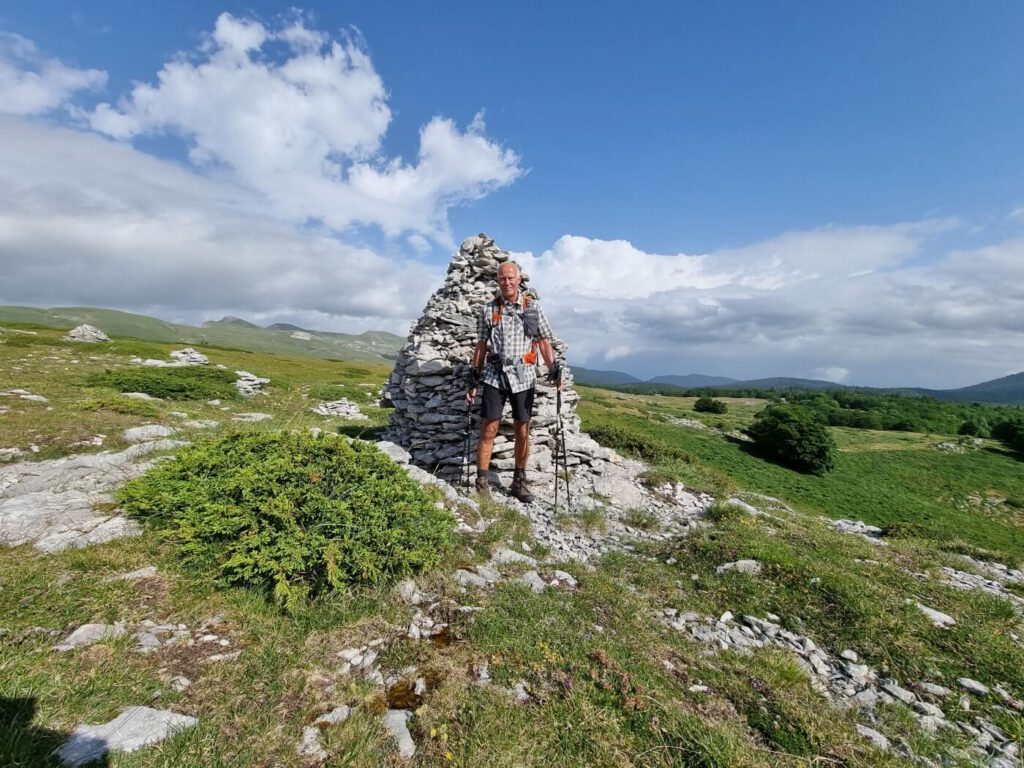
[477,292,554,394]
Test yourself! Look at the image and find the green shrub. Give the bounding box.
[881,521,927,539]
[958,417,990,438]
[85,365,240,401]
[116,431,455,610]
[622,508,661,531]
[746,404,837,475]
[586,423,690,463]
[693,396,727,414]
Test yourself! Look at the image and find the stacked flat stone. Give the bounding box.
[312,399,368,420]
[382,233,611,490]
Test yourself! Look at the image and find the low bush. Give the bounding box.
[116,431,455,609]
[746,404,837,475]
[586,423,690,464]
[693,396,727,414]
[85,365,240,401]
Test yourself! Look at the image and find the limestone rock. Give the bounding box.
[65,324,109,343]
[56,706,197,766]
[123,425,176,443]
[916,603,956,629]
[235,371,269,397]
[383,709,416,759]
[54,622,127,651]
[313,399,368,420]
[0,440,185,553]
[716,559,762,576]
[169,348,208,365]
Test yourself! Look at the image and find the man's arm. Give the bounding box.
[466,339,488,403]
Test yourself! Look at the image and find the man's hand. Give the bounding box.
[546,363,564,391]
[465,386,477,404]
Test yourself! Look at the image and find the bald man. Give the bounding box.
[466,262,562,502]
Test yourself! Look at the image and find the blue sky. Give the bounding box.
[1,2,1022,387]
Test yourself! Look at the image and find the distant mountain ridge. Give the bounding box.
[3,306,1020,404]
[0,306,403,365]
[572,365,1024,406]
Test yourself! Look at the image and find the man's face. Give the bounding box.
[497,265,521,301]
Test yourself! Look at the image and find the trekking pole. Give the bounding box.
[463,396,473,488]
[557,386,572,513]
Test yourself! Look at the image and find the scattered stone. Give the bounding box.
[550,569,578,589]
[916,603,956,629]
[235,371,269,397]
[856,724,890,751]
[315,706,351,726]
[183,419,220,429]
[312,399,368,420]
[820,517,886,544]
[840,649,859,662]
[382,709,416,759]
[688,684,709,693]
[297,726,328,760]
[54,622,127,652]
[958,678,990,696]
[170,676,190,692]
[65,324,109,343]
[123,425,176,443]
[490,547,538,568]
[455,569,488,589]
[123,392,161,401]
[109,566,158,581]
[56,706,197,766]
[20,394,48,402]
[515,570,547,593]
[206,650,242,663]
[232,412,273,422]
[715,559,762,576]
[169,348,209,365]
[917,682,951,698]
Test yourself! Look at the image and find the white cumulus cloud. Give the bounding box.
[520,225,1024,388]
[0,32,106,116]
[87,13,522,243]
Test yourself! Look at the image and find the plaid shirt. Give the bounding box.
[477,292,554,393]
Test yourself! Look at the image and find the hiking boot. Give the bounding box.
[474,474,492,500]
[510,468,534,504]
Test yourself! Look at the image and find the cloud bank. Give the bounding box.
[516,224,1024,388]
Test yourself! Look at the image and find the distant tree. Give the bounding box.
[957,417,990,438]
[694,396,728,414]
[992,418,1024,452]
[746,404,837,475]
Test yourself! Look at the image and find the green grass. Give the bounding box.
[579,395,1024,562]
[2,327,1023,767]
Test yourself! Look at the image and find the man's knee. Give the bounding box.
[480,419,500,440]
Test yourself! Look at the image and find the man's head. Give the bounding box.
[497,262,522,302]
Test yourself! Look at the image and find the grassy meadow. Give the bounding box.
[1,326,1022,767]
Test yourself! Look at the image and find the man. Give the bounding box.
[466,261,562,503]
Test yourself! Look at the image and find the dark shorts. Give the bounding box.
[481,383,535,422]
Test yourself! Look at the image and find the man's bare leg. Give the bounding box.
[476,418,500,497]
[511,420,534,503]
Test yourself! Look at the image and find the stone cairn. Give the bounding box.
[382,233,613,493]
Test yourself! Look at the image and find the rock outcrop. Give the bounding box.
[65,324,110,343]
